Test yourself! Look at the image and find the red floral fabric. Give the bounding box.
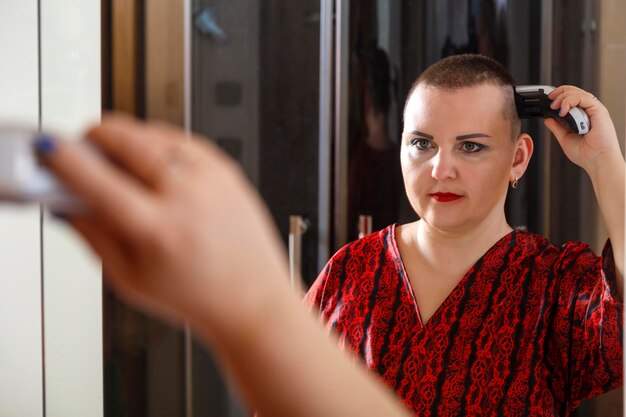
[305,224,623,416]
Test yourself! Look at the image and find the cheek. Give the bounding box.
[464,164,510,199]
[400,151,413,182]
[401,156,428,185]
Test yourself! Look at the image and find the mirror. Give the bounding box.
[101,1,624,415]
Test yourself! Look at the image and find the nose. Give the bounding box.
[431,149,457,181]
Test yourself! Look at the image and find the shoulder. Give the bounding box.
[512,229,603,281]
[328,224,396,267]
[304,224,396,309]
[513,229,595,260]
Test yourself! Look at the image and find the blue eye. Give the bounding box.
[460,142,485,153]
[411,139,432,150]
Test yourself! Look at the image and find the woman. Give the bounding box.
[305,54,623,415]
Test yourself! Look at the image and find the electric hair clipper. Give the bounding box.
[514,85,590,134]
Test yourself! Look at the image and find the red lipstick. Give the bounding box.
[430,192,462,202]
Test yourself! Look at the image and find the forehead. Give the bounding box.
[403,84,509,133]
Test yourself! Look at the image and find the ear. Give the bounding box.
[510,133,533,182]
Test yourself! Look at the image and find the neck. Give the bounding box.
[413,210,513,270]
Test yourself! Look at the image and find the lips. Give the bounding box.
[430,192,462,202]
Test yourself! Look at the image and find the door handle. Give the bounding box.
[358,215,372,239]
[289,215,310,290]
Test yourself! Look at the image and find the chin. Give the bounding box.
[420,213,463,232]
[420,212,468,233]
[426,220,468,234]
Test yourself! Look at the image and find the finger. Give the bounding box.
[543,118,571,144]
[65,214,155,304]
[68,215,130,280]
[547,85,580,94]
[185,134,246,177]
[96,113,246,179]
[67,217,168,316]
[67,215,166,311]
[548,87,596,116]
[547,85,582,100]
[70,216,152,306]
[558,92,598,114]
[86,114,189,188]
[35,134,157,238]
[547,86,579,109]
[75,218,188,324]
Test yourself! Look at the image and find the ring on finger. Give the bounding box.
[158,141,195,178]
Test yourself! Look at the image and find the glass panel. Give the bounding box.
[104,1,322,415]
[549,0,597,246]
[191,0,321,285]
[189,1,321,416]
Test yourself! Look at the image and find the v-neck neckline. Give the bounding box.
[389,223,516,330]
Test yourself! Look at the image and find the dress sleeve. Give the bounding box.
[550,240,623,410]
[303,259,333,313]
[302,245,350,322]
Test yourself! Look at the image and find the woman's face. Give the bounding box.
[401,84,520,234]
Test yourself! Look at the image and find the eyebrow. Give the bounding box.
[407,130,492,141]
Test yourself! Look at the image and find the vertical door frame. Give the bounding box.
[318,0,334,269]
[318,0,352,266]
[540,0,553,239]
[333,0,350,251]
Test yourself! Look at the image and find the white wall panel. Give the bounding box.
[40,0,102,416]
[0,1,44,416]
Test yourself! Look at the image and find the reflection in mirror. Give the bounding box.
[101,0,623,415]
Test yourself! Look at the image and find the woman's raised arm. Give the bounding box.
[35,114,413,417]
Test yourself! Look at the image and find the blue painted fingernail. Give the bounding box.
[34,133,57,155]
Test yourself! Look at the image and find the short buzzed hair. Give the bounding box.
[405,54,520,138]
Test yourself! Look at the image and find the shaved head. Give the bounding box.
[405,54,520,139]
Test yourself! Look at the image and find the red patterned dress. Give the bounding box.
[305,224,623,416]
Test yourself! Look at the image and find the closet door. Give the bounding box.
[0,1,102,416]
